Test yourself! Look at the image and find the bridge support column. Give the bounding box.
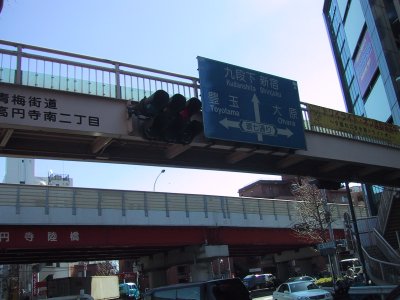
[190,262,212,282]
[148,269,168,288]
[140,245,229,287]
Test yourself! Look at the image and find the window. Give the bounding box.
[278,284,288,293]
[343,0,365,55]
[177,287,200,300]
[364,75,392,122]
[152,286,200,300]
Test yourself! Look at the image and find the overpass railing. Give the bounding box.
[1,40,399,149]
[0,183,367,225]
[0,40,199,101]
[359,225,400,285]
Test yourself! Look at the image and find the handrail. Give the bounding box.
[1,40,399,149]
[362,245,400,285]
[374,229,400,263]
[376,188,399,234]
[0,39,199,82]
[0,40,200,101]
[357,221,400,284]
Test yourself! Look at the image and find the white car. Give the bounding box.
[273,280,332,300]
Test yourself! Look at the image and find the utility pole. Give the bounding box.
[322,189,340,281]
[345,182,368,284]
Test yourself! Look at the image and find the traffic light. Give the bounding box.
[179,97,203,144]
[144,93,186,142]
[309,179,342,190]
[131,89,170,118]
[132,90,203,144]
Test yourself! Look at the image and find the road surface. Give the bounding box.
[251,289,274,300]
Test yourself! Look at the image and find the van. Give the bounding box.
[242,273,276,290]
[119,282,140,300]
[143,278,251,300]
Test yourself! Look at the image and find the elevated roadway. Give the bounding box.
[0,183,359,264]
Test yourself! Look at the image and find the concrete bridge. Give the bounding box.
[0,183,366,264]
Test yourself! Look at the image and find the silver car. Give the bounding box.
[273,280,332,300]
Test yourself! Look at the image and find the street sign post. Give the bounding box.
[197,57,306,149]
[317,240,337,256]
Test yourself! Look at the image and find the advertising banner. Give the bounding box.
[307,104,400,146]
[354,30,378,98]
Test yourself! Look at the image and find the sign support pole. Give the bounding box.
[345,182,368,284]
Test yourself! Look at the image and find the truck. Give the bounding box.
[47,276,120,300]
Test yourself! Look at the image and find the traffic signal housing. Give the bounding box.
[309,179,343,190]
[129,90,203,144]
[131,89,170,118]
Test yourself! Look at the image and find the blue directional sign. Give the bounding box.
[197,57,306,150]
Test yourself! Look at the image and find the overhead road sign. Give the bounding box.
[317,240,337,256]
[197,57,306,149]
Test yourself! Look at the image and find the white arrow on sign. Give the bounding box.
[219,118,240,129]
[220,117,294,140]
[251,94,262,141]
[277,127,293,138]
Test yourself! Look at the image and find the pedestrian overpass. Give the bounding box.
[0,40,399,187]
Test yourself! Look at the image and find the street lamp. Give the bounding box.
[153,169,165,191]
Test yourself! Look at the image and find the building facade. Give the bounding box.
[322,0,400,214]
[1,158,73,300]
[239,176,365,207]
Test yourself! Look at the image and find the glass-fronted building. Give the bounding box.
[323,0,400,214]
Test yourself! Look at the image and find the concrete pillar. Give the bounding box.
[148,270,168,288]
[276,262,290,282]
[190,262,212,282]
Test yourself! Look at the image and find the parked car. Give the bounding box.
[242,273,276,290]
[286,275,316,283]
[119,282,140,300]
[143,278,251,300]
[273,280,332,300]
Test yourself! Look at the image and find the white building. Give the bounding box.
[1,158,73,299]
[3,157,73,187]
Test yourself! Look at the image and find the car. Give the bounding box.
[143,278,251,300]
[286,275,316,283]
[273,280,332,300]
[119,282,140,300]
[242,273,276,290]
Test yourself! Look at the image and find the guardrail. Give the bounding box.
[358,222,400,285]
[362,245,400,285]
[376,187,399,234]
[323,285,398,300]
[0,183,367,223]
[0,40,199,101]
[1,40,398,149]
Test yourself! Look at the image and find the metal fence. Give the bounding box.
[0,40,199,101]
[360,227,400,285]
[0,183,367,221]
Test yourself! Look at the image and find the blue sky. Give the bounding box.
[0,0,345,196]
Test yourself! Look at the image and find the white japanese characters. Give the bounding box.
[0,231,80,243]
[214,64,300,142]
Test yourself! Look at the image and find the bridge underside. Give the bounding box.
[0,83,399,187]
[0,226,317,264]
[0,126,398,187]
